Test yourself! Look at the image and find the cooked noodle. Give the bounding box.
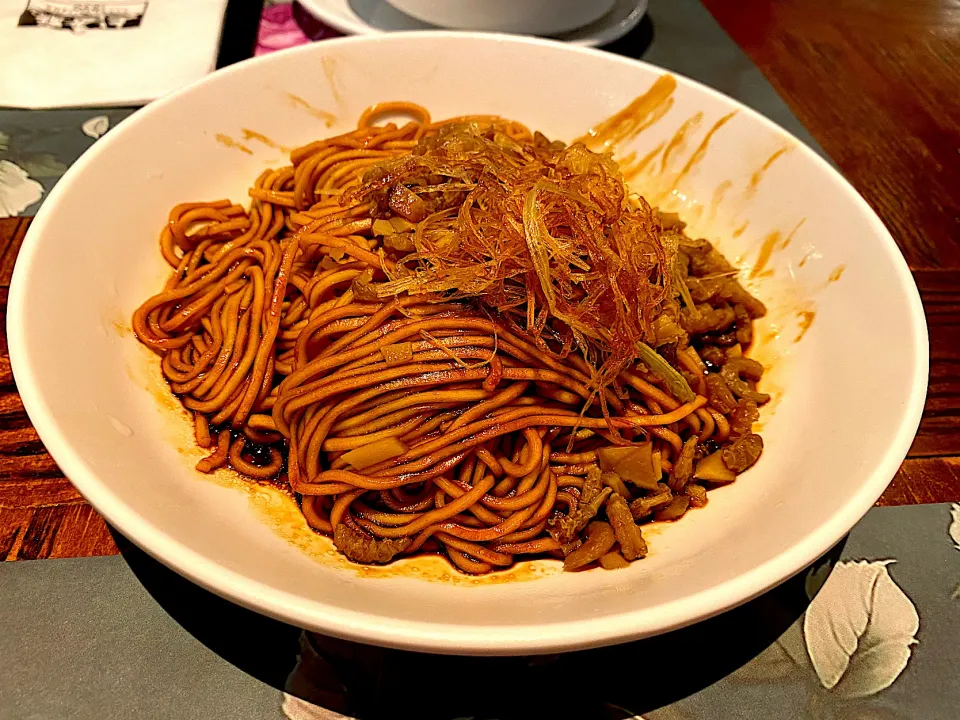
[133,102,769,574]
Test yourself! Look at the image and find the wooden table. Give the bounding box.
[2,0,958,561]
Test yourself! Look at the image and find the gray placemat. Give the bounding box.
[0,108,137,218]
[0,554,284,720]
[2,503,959,719]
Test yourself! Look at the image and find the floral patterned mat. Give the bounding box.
[0,108,135,217]
[1,503,958,719]
[653,504,960,720]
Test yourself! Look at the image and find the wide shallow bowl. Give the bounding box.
[8,33,927,655]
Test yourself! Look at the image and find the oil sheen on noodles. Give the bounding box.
[133,102,770,575]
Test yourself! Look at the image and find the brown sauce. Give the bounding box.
[575,74,677,152]
[659,111,704,173]
[828,265,846,282]
[666,111,737,196]
[285,93,337,127]
[706,179,734,226]
[240,128,293,154]
[749,230,783,279]
[749,218,805,279]
[321,56,343,108]
[621,141,665,184]
[746,146,791,196]
[215,133,253,155]
[795,310,816,342]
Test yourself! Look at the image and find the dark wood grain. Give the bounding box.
[703,0,960,271]
[913,269,960,456]
[880,456,960,506]
[0,217,116,559]
[0,217,29,286]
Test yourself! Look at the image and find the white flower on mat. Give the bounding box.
[0,160,43,218]
[281,692,353,720]
[805,559,834,600]
[82,115,110,140]
[803,560,918,698]
[950,504,960,600]
[950,503,960,551]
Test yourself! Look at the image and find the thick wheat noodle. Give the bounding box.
[491,520,550,546]
[402,501,537,550]
[550,450,597,464]
[330,489,365,528]
[352,501,420,526]
[303,268,365,308]
[196,429,231,472]
[709,408,731,442]
[650,426,684,455]
[333,389,490,432]
[447,548,494,574]
[492,537,562,555]
[355,475,496,539]
[286,362,616,437]
[345,399,707,481]
[194,413,212,448]
[133,103,766,575]
[340,336,497,374]
[321,413,430,451]
[432,533,513,566]
[228,437,284,479]
[696,408,716,440]
[474,447,504,476]
[301,496,333,533]
[334,402,452,438]
[358,101,431,129]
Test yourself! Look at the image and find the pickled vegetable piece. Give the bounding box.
[668,437,697,492]
[606,494,648,560]
[693,451,736,483]
[600,471,631,500]
[600,551,630,570]
[655,495,690,522]
[341,437,408,470]
[597,443,659,490]
[564,521,616,570]
[334,524,411,564]
[722,432,764,472]
[380,342,414,366]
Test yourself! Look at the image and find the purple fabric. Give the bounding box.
[255,2,340,56]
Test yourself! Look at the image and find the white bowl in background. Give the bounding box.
[8,33,927,655]
[296,0,648,48]
[382,0,615,34]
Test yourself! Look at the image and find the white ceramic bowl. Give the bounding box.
[382,0,615,34]
[8,33,927,655]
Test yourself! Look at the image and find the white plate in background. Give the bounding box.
[297,0,648,47]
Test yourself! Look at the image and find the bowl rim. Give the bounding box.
[7,31,929,655]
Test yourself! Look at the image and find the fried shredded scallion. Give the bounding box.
[343,122,676,401]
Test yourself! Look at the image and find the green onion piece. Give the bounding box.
[673,266,701,320]
[636,342,696,403]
